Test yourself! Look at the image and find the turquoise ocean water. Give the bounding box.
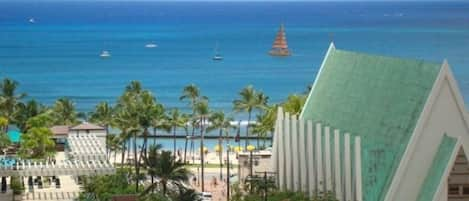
[1,1,469,150]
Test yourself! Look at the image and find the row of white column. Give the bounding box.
[272,107,362,201]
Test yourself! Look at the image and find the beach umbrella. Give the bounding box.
[233,146,244,153]
[200,146,209,154]
[214,145,222,153]
[246,145,256,152]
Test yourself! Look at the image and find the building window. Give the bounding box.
[463,185,469,195]
[449,185,460,195]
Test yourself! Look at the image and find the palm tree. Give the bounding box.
[194,99,210,192]
[233,85,268,148]
[143,144,163,190]
[52,98,77,125]
[282,94,306,116]
[252,105,277,148]
[142,151,191,196]
[179,84,201,113]
[15,99,47,133]
[0,78,26,131]
[207,111,234,180]
[90,101,114,157]
[150,104,168,147]
[168,108,186,156]
[137,91,159,157]
[106,134,122,164]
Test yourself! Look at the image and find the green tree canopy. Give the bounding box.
[18,127,55,159]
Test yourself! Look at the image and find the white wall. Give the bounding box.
[390,67,469,201]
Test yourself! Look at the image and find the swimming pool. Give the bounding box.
[0,157,16,168]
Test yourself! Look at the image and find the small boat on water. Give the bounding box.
[268,24,291,57]
[145,43,158,48]
[212,42,223,61]
[100,50,111,58]
[29,18,35,24]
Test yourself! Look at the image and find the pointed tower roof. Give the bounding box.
[300,43,443,201]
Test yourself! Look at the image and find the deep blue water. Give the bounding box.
[1,1,469,150]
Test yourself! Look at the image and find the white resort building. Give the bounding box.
[0,122,114,201]
[272,43,469,201]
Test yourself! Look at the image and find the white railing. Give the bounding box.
[0,160,115,177]
[271,107,362,201]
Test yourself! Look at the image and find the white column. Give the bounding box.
[285,113,293,189]
[354,137,362,201]
[334,129,343,201]
[344,133,352,201]
[274,108,284,189]
[324,126,332,191]
[299,119,308,192]
[278,111,286,190]
[307,120,315,196]
[292,116,300,191]
[316,123,323,192]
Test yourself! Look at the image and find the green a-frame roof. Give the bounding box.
[300,43,442,201]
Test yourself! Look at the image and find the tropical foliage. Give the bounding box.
[233,85,268,148]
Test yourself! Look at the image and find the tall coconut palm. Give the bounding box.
[113,109,136,167]
[179,84,200,113]
[150,103,168,146]
[142,150,191,196]
[0,78,26,131]
[180,84,201,161]
[137,91,159,157]
[207,111,234,180]
[194,99,210,192]
[52,98,77,125]
[233,85,268,148]
[167,108,186,156]
[90,101,114,157]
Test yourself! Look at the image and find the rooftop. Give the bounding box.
[301,44,442,201]
[70,122,105,131]
[50,125,69,136]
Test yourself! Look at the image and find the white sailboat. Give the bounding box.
[145,42,158,48]
[212,42,223,61]
[100,50,111,58]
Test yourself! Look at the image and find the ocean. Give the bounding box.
[1,1,469,150]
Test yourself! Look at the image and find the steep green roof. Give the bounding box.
[417,134,457,201]
[301,45,442,201]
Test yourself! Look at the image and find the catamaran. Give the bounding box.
[269,24,291,57]
[212,42,223,61]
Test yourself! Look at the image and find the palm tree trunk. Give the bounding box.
[121,142,126,167]
[162,180,167,195]
[200,116,205,192]
[190,126,195,164]
[153,127,157,146]
[173,127,177,157]
[246,112,251,148]
[219,129,223,180]
[134,132,139,192]
[184,130,189,164]
[105,125,109,159]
